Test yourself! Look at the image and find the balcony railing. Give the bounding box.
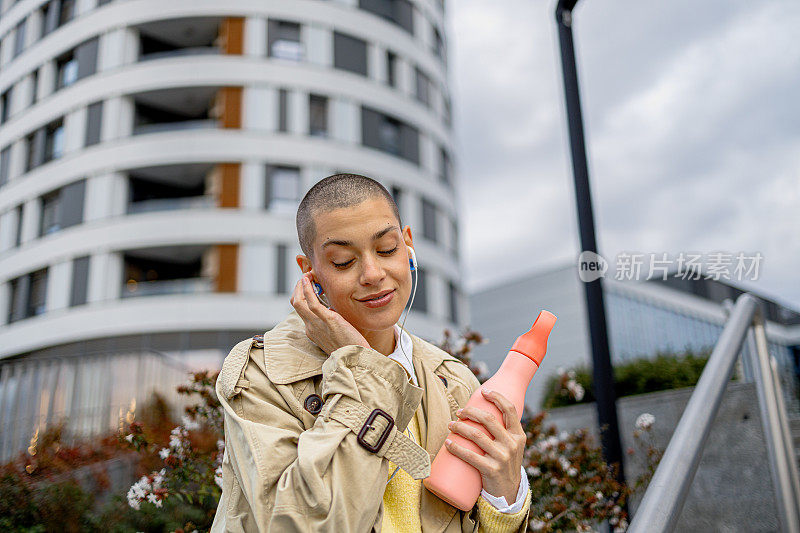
[139,46,220,62]
[122,277,213,298]
[132,119,219,136]
[127,195,215,214]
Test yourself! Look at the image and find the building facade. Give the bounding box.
[469,263,800,412]
[0,0,464,458]
[0,0,463,364]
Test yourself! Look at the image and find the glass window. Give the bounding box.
[27,268,48,317]
[85,101,103,146]
[30,70,39,104]
[415,67,431,107]
[421,198,437,242]
[390,186,401,214]
[361,106,419,164]
[448,280,458,324]
[13,20,26,58]
[276,244,288,294]
[266,165,301,214]
[379,116,401,156]
[386,51,397,87]
[58,0,75,28]
[7,277,22,323]
[0,146,10,187]
[309,94,328,137]
[359,0,414,35]
[268,20,303,61]
[278,89,288,132]
[1,90,9,124]
[439,147,451,185]
[14,206,23,247]
[56,50,79,89]
[70,256,90,307]
[43,119,65,163]
[333,32,367,76]
[40,190,61,236]
[433,27,444,61]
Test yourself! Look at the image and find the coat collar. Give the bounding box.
[263,310,452,385]
[263,310,462,532]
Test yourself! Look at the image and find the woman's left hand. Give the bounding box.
[445,389,526,503]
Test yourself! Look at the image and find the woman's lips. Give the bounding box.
[359,289,395,308]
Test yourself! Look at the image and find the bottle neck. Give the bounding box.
[482,350,539,404]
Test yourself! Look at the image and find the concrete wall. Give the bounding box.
[543,382,780,532]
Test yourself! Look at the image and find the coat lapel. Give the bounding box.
[411,335,460,532]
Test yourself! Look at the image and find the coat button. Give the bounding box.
[304,394,323,415]
[438,375,448,387]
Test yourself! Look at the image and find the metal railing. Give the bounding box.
[629,293,800,532]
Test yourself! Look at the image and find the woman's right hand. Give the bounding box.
[290,273,371,355]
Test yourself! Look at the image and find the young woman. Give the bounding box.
[212,174,531,532]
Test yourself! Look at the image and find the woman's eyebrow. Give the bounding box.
[322,225,399,249]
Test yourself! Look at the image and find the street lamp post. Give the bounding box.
[554,0,627,495]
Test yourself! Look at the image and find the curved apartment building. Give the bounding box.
[0,0,463,368]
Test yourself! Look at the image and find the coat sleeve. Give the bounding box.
[216,343,425,532]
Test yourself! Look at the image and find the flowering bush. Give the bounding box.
[119,371,223,531]
[627,412,664,500]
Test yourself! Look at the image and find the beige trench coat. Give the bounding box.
[211,310,530,532]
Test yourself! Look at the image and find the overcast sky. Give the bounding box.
[449,0,800,311]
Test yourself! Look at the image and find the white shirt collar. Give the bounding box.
[388,324,417,386]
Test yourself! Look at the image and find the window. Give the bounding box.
[30,70,39,104]
[433,27,445,61]
[448,280,458,323]
[70,256,90,307]
[14,206,23,247]
[439,147,451,185]
[43,118,65,163]
[333,32,367,76]
[443,96,452,128]
[415,67,431,107]
[278,89,288,132]
[386,51,397,87]
[361,106,419,164]
[27,268,48,317]
[85,101,103,146]
[13,19,26,58]
[450,218,458,257]
[268,20,302,61]
[413,268,427,313]
[390,186,401,214]
[265,165,300,214]
[40,190,61,236]
[58,0,75,28]
[421,198,437,242]
[1,90,9,125]
[0,146,10,187]
[276,244,288,294]
[7,277,22,323]
[56,50,79,89]
[359,0,414,35]
[308,94,328,137]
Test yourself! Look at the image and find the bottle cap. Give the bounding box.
[510,310,557,365]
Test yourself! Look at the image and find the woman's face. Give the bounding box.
[303,196,414,334]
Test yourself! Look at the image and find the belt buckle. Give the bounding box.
[357,408,394,453]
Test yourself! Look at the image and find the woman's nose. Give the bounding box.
[360,254,386,285]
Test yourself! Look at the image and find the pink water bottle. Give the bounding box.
[423,310,557,511]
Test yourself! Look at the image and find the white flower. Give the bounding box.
[531,519,546,531]
[544,511,553,519]
[559,431,569,441]
[526,466,541,477]
[215,464,224,488]
[159,447,170,460]
[125,434,134,443]
[568,370,576,379]
[595,490,603,500]
[474,361,489,377]
[557,367,566,377]
[181,415,200,431]
[147,493,158,504]
[610,517,619,525]
[568,467,578,477]
[635,413,655,430]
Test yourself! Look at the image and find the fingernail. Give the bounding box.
[445,439,452,445]
[482,388,492,395]
[448,421,454,429]
[456,409,463,416]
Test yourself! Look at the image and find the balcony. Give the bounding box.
[122,245,212,299]
[136,17,223,62]
[127,162,215,214]
[132,86,221,136]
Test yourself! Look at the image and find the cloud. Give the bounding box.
[451,0,800,309]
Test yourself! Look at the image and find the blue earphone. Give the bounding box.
[313,247,416,297]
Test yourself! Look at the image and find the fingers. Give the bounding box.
[455,406,507,446]
[300,274,327,316]
[480,389,524,436]
[444,437,491,474]
[448,419,500,456]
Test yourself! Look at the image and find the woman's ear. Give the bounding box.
[296,254,311,274]
[402,225,414,249]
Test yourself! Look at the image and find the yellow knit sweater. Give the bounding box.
[381,406,531,532]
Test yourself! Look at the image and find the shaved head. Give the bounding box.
[296,173,402,260]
